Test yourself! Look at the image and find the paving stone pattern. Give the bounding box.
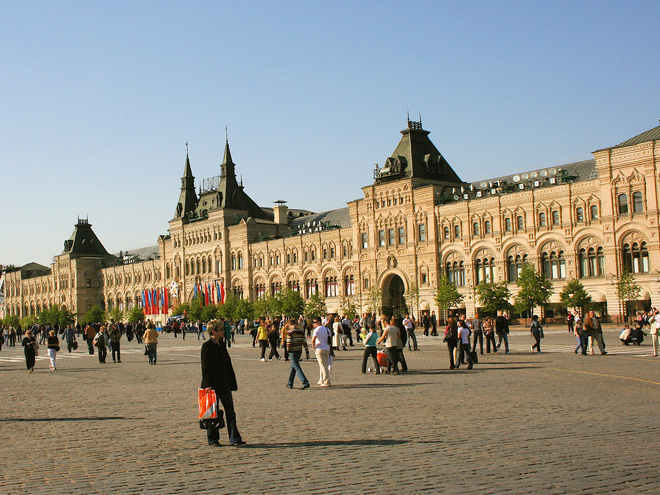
[1,324,659,494]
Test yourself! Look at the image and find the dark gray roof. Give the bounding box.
[469,159,597,189]
[113,245,160,261]
[291,207,352,230]
[597,124,660,151]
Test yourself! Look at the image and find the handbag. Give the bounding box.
[144,345,149,356]
[72,341,78,350]
[199,410,225,430]
[33,341,39,357]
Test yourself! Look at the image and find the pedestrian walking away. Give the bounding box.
[312,317,331,387]
[530,315,543,352]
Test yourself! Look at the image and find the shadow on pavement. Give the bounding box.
[240,439,410,449]
[320,382,434,389]
[0,416,137,422]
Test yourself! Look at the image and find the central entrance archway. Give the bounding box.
[381,274,407,318]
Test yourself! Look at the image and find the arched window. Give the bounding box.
[618,194,628,215]
[552,211,560,225]
[484,220,491,234]
[576,207,584,222]
[446,261,465,286]
[507,254,528,282]
[443,226,450,239]
[578,247,605,278]
[473,222,480,236]
[538,212,546,227]
[590,205,599,220]
[238,253,244,269]
[541,250,566,279]
[505,217,512,231]
[231,255,237,271]
[632,192,643,213]
[475,257,495,284]
[454,225,461,238]
[622,242,649,273]
[516,215,524,230]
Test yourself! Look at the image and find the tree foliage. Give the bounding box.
[201,305,220,322]
[233,298,254,321]
[20,315,38,330]
[79,305,105,325]
[339,296,358,319]
[435,276,464,321]
[559,279,592,313]
[127,306,145,324]
[304,292,327,321]
[617,271,641,305]
[364,285,382,315]
[2,314,20,328]
[217,292,238,320]
[278,289,306,320]
[37,305,76,327]
[476,281,512,314]
[514,263,553,316]
[106,307,124,323]
[404,281,420,318]
[253,295,276,320]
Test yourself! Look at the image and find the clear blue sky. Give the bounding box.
[2,1,658,267]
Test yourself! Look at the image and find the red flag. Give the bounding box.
[211,283,215,304]
[220,282,226,304]
[205,284,210,306]
[143,289,148,315]
[164,287,169,313]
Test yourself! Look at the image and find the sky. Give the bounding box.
[1,0,659,267]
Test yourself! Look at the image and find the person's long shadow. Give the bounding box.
[239,439,411,449]
[0,416,135,422]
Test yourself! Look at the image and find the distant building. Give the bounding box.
[4,120,660,322]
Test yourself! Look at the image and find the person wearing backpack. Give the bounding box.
[444,317,459,369]
[94,326,108,364]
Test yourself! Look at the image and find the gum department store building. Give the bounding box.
[4,120,660,322]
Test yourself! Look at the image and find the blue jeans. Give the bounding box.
[288,351,309,387]
[146,343,157,364]
[206,388,242,445]
[497,333,509,352]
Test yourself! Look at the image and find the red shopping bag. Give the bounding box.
[198,388,218,419]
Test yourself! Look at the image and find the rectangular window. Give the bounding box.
[505,218,512,231]
[361,233,368,248]
[398,227,405,244]
[378,230,385,247]
[484,221,491,234]
[552,211,560,225]
[443,226,450,239]
[388,229,395,246]
[419,224,427,242]
[576,207,584,221]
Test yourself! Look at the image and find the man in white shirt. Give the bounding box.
[312,317,331,387]
[402,314,418,351]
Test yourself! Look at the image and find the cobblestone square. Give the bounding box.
[2,325,659,494]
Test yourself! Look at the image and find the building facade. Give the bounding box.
[4,120,660,322]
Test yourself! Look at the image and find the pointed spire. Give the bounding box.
[220,131,235,179]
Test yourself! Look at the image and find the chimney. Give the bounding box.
[273,200,288,225]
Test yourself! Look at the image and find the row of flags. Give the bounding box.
[192,281,226,306]
[142,282,226,315]
[142,288,169,315]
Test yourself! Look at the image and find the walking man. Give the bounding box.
[200,320,245,447]
[285,319,310,389]
[495,310,510,354]
[403,313,418,351]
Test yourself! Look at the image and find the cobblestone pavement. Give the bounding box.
[2,324,660,494]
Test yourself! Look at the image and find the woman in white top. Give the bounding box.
[332,316,345,351]
[377,318,401,375]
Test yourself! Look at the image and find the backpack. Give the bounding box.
[446,325,458,340]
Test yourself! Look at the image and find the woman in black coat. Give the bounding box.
[22,329,38,373]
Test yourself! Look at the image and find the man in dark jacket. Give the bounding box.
[495,311,510,354]
[200,320,246,447]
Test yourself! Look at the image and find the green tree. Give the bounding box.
[2,314,20,328]
[188,296,205,322]
[560,278,592,314]
[171,302,191,318]
[20,315,38,330]
[304,292,327,321]
[476,281,512,314]
[201,305,220,322]
[218,292,238,320]
[514,263,553,316]
[339,296,358,319]
[253,295,276,320]
[279,289,306,319]
[233,298,254,321]
[80,305,105,325]
[364,285,382,316]
[106,307,124,323]
[617,271,641,321]
[404,281,421,317]
[127,306,146,324]
[435,276,464,323]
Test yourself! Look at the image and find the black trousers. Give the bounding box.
[446,340,457,367]
[87,338,94,354]
[361,347,380,373]
[259,340,268,359]
[532,333,541,352]
[472,330,483,354]
[112,341,121,362]
[268,339,280,360]
[98,347,107,363]
[385,347,400,372]
[485,333,497,353]
[458,342,473,368]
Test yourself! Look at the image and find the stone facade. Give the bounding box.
[4,120,660,322]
